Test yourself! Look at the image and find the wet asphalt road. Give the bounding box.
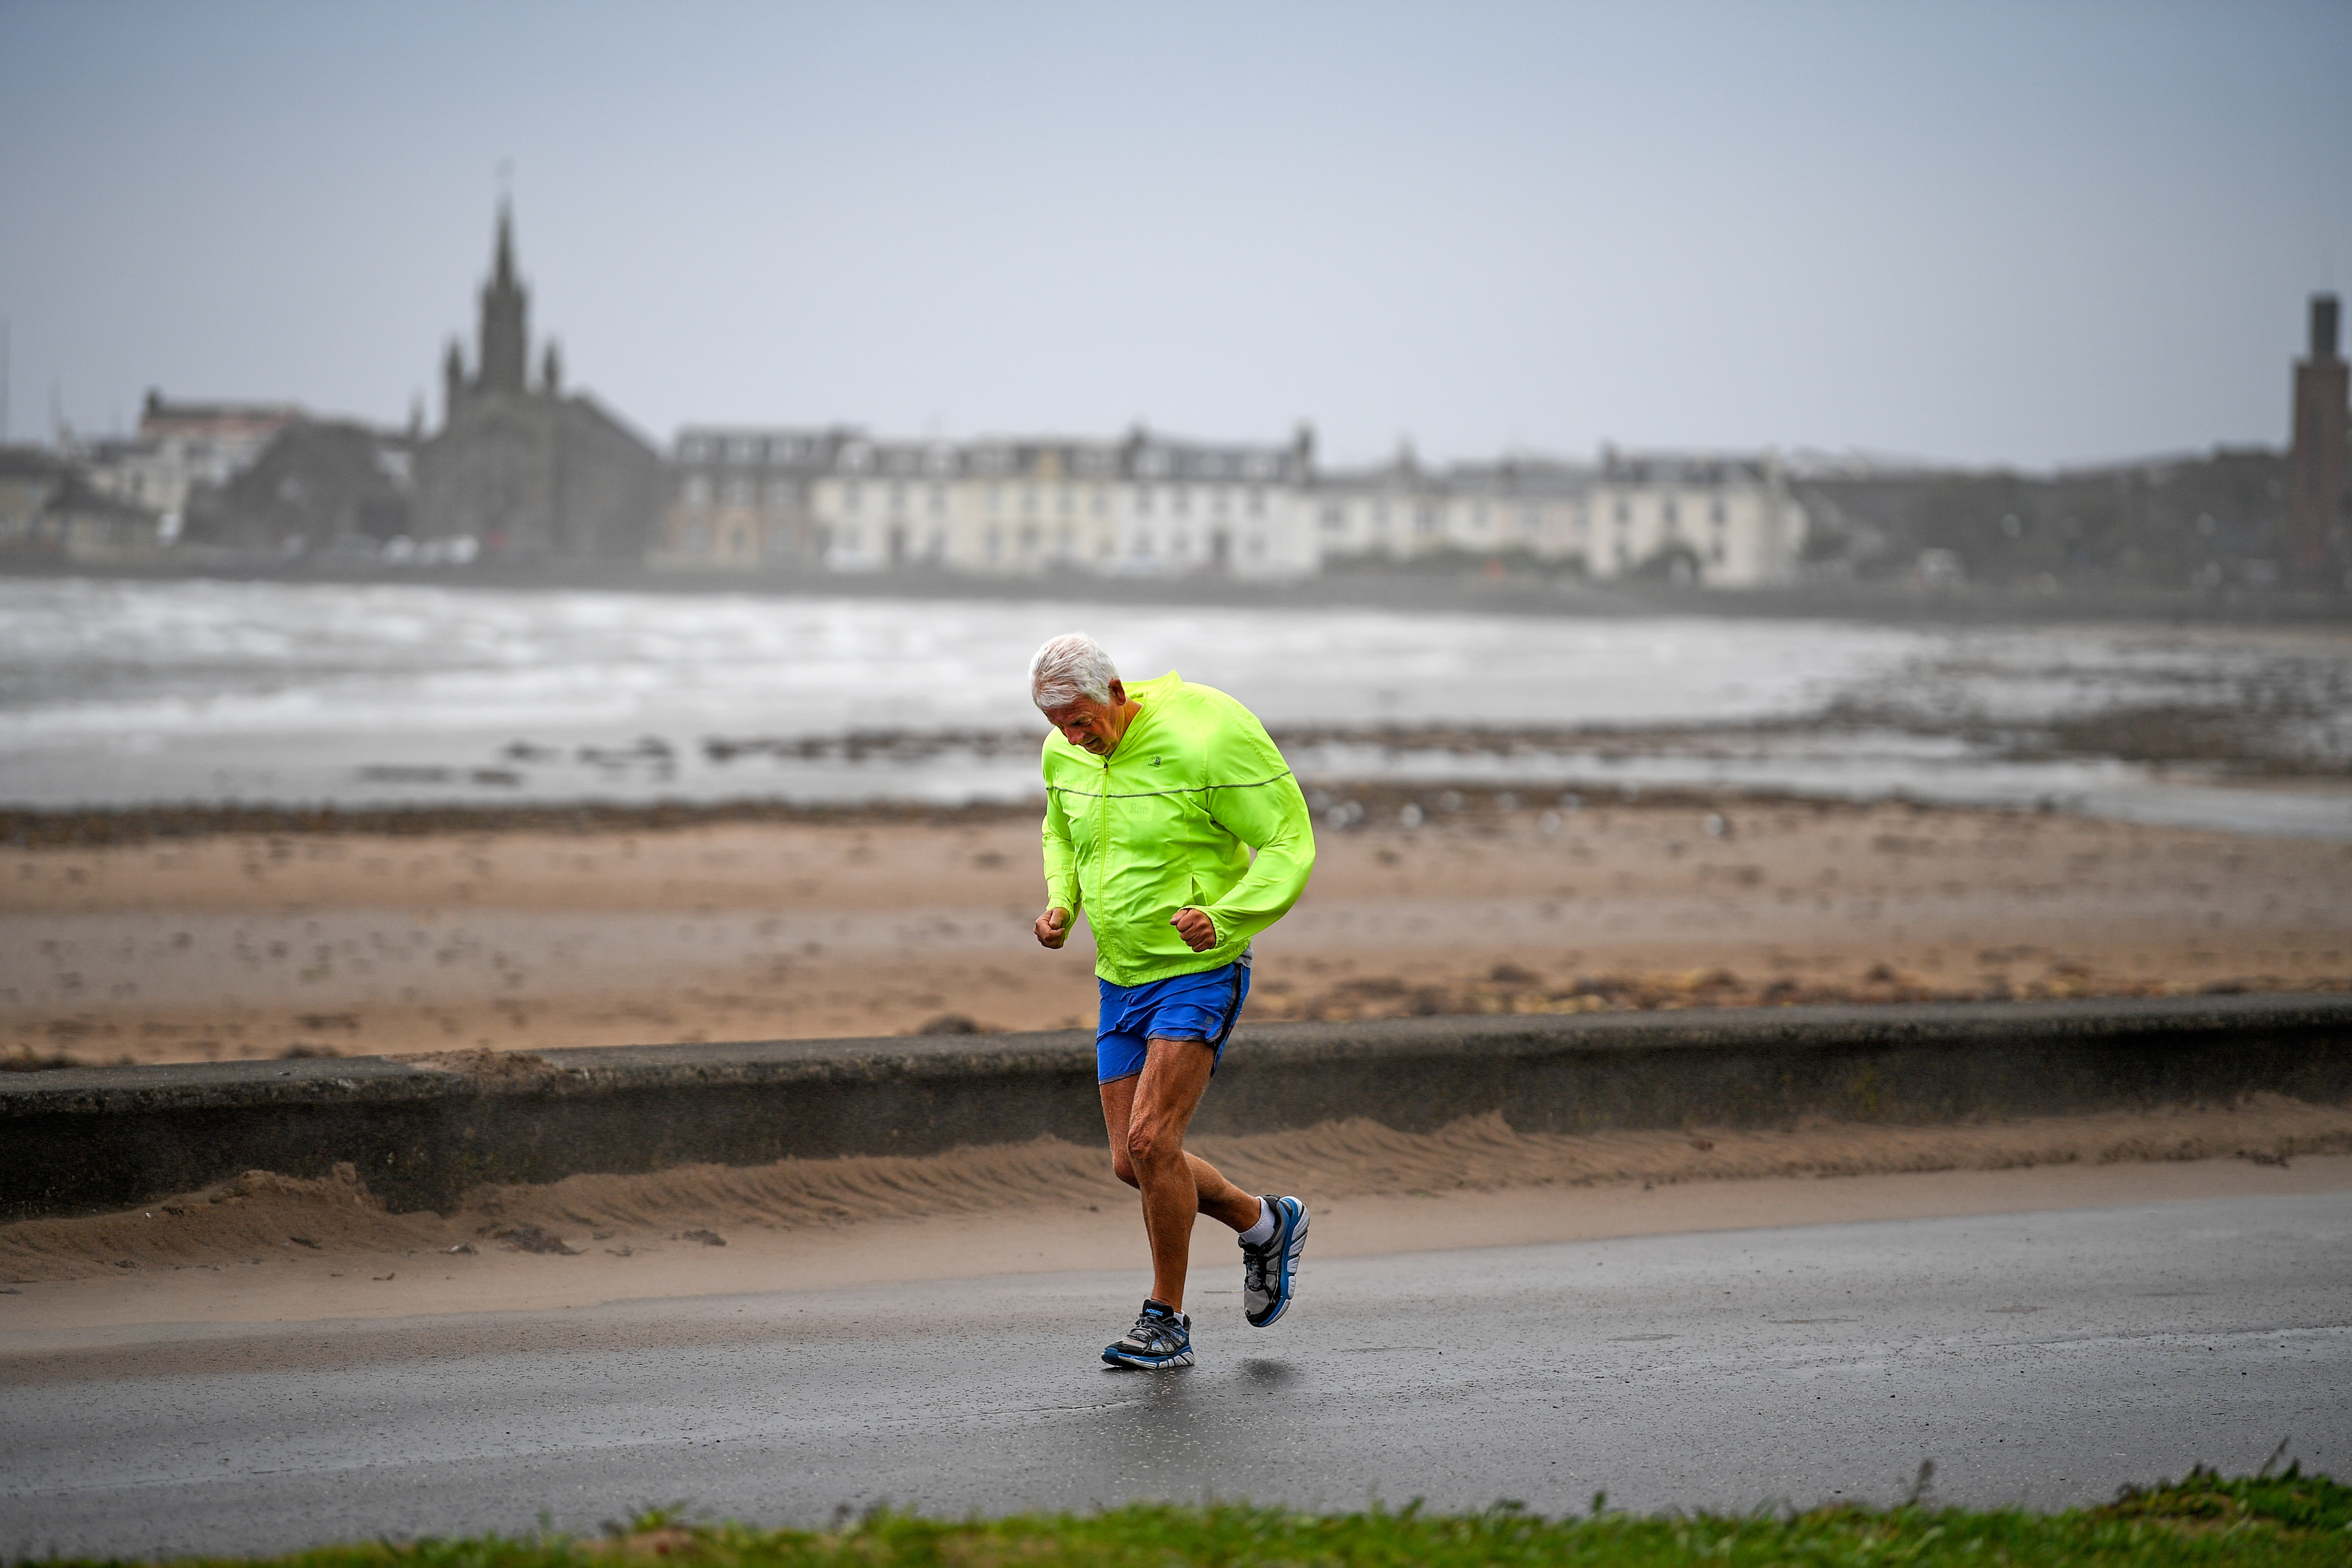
[4,1191,2348,1559]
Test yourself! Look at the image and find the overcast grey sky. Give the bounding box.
[2,1,2345,467]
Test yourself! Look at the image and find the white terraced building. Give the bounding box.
[1313,446,1805,587]
[657,426,1803,588]
[658,425,1318,579]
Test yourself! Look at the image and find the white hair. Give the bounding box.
[1029,632,1119,709]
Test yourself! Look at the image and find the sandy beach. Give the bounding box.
[4,793,2348,1067]
[9,793,2348,1349]
[4,1095,2348,1342]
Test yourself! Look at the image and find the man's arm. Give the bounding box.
[1037,793,1082,949]
[1193,714,1316,948]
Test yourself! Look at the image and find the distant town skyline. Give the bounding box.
[2,0,2347,469]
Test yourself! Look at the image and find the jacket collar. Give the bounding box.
[1103,670,1179,764]
[1047,669,1180,766]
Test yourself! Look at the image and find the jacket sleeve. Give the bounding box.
[1040,777,1082,918]
[1198,712,1316,946]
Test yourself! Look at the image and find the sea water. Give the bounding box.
[1,577,2345,838]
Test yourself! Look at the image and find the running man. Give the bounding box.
[1029,632,1316,1371]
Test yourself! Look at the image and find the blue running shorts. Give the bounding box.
[1096,956,1251,1084]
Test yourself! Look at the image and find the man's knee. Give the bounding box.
[1108,1147,1140,1188]
[1124,1119,1177,1172]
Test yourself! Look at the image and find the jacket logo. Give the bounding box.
[1150,756,1162,767]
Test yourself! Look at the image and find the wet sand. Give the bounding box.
[4,795,2348,1066]
[2,1098,2347,1342]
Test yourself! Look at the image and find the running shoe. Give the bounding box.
[1241,1194,1310,1327]
[1101,1298,1194,1370]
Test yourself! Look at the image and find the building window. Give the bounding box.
[1319,505,1345,531]
[1613,499,1630,526]
[984,527,1002,563]
[767,481,793,507]
[844,482,862,515]
[727,478,754,506]
[1662,499,1680,532]
[1247,489,1265,518]
[1520,505,1540,537]
[684,475,711,505]
[1173,488,1191,518]
[1414,505,1440,536]
[928,484,947,515]
[1710,499,1726,525]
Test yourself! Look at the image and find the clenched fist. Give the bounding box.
[1034,907,1072,949]
[1171,907,1216,952]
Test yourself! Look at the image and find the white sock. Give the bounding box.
[1238,1197,1276,1246]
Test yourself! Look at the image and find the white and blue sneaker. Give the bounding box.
[1101,1298,1194,1370]
[1241,1194,1310,1328]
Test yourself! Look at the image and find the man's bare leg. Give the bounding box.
[1097,1037,1259,1311]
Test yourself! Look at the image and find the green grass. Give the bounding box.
[36,1465,2352,1568]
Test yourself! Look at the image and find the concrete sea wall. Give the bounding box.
[4,994,2347,1219]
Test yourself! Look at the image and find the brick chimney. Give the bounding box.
[2287,293,2347,584]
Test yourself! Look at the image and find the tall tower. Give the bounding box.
[477,203,529,395]
[2288,294,2348,582]
[441,340,465,419]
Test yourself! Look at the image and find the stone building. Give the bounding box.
[180,419,412,553]
[656,426,857,568]
[0,444,181,563]
[1581,449,1802,586]
[660,423,1320,578]
[816,426,1318,577]
[78,395,306,538]
[0,446,70,557]
[1312,445,1802,587]
[411,208,663,560]
[657,420,1800,586]
[44,472,168,562]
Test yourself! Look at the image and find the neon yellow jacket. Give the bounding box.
[1041,671,1317,986]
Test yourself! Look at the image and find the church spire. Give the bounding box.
[477,200,528,395]
[494,201,516,291]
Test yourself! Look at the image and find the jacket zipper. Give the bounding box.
[1095,751,1112,974]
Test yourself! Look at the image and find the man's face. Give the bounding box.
[1039,680,1130,755]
